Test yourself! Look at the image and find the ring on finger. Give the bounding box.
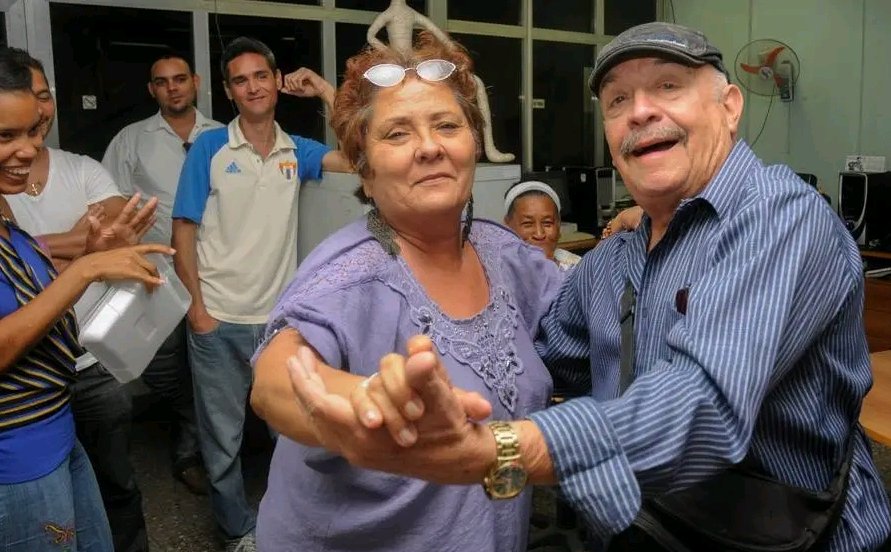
[359,372,379,390]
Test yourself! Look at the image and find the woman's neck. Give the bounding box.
[388,213,465,267]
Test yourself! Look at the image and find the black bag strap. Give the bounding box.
[613,279,856,552]
[619,280,636,394]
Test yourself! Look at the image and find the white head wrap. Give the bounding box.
[504,181,561,214]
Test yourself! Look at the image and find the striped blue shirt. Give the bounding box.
[529,141,891,550]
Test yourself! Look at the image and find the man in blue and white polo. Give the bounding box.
[171,36,349,552]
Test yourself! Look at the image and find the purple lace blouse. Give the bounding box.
[254,218,562,552]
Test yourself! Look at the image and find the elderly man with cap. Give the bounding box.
[503,180,581,271]
[285,21,891,552]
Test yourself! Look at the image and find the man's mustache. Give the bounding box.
[620,125,687,156]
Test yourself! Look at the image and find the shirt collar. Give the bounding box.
[227,116,294,153]
[144,108,216,136]
[144,111,166,132]
[622,140,760,270]
[682,139,761,221]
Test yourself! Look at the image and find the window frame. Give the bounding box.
[4,0,665,168]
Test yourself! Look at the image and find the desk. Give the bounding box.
[558,237,599,254]
[863,351,891,445]
[860,249,891,261]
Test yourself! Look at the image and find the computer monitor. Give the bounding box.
[839,171,891,250]
[562,166,601,233]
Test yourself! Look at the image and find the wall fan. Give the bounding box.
[734,39,800,102]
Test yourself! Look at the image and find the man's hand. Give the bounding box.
[601,205,644,239]
[187,305,218,335]
[280,68,335,108]
[287,336,496,484]
[84,193,158,254]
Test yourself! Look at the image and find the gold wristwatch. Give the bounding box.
[482,421,527,500]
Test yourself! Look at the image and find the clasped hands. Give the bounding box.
[287,335,498,485]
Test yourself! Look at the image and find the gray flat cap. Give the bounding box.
[589,22,729,97]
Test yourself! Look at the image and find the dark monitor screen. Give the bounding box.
[839,172,866,221]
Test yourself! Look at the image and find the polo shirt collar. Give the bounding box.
[227,116,294,153]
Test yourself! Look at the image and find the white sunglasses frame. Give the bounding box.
[362,59,457,87]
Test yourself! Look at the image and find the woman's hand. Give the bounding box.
[73,204,106,232]
[601,205,644,238]
[286,335,495,484]
[349,336,492,446]
[84,194,158,254]
[71,243,174,290]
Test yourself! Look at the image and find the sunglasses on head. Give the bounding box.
[362,59,457,88]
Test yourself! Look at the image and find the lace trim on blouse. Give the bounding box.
[274,226,525,414]
[385,230,524,414]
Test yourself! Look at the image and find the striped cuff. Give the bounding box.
[529,397,641,537]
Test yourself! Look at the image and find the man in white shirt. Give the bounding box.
[4,49,149,552]
[103,52,220,497]
[103,52,223,245]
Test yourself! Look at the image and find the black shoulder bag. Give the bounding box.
[607,281,854,552]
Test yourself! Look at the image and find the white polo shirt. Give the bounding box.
[102,109,223,245]
[172,117,330,324]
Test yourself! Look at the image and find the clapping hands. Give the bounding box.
[85,193,158,254]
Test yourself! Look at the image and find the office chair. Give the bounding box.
[796,172,831,205]
[796,172,818,187]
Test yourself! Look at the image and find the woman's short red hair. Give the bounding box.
[330,31,484,201]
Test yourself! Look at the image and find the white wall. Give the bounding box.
[669,0,890,202]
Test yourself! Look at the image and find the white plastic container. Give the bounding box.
[79,254,191,383]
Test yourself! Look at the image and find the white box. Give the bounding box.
[79,254,190,383]
[845,155,886,173]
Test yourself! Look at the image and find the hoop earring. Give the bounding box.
[367,205,400,256]
[462,195,474,245]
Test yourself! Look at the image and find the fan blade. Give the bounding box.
[765,46,785,66]
[773,73,785,87]
[740,63,761,75]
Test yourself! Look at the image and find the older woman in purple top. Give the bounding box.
[250,32,561,552]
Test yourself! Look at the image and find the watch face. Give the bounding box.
[490,464,527,499]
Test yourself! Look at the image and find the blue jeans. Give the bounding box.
[188,321,264,539]
[0,440,113,551]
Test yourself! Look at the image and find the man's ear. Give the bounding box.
[722,83,744,137]
[223,81,233,101]
[147,82,156,99]
[192,73,202,92]
[275,69,283,91]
